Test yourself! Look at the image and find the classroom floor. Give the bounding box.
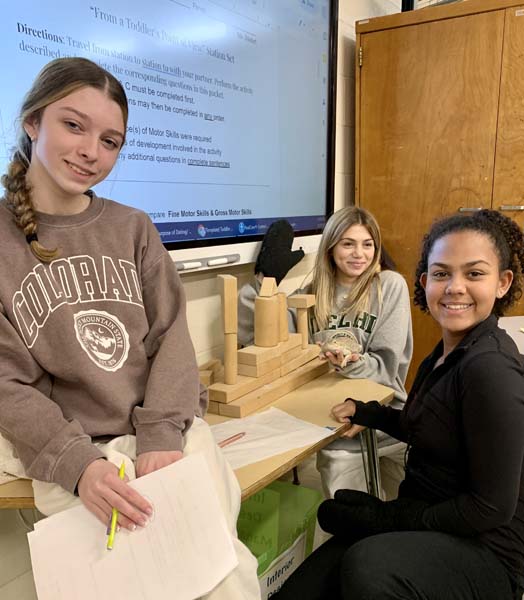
[0,508,39,600]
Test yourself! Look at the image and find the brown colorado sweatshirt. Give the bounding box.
[0,193,206,493]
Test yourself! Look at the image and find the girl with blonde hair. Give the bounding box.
[238,206,413,497]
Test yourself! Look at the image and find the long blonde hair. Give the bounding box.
[312,206,382,329]
[1,57,128,262]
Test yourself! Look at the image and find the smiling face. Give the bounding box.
[331,224,376,285]
[420,230,513,353]
[24,86,125,214]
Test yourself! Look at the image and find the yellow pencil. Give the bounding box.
[106,461,126,550]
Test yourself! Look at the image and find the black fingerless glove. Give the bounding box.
[255,220,305,284]
[317,489,429,539]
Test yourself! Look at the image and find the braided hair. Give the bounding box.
[1,57,128,262]
[414,209,524,316]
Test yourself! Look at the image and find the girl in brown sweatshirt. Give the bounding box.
[0,57,259,599]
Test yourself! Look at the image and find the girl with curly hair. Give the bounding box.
[274,209,524,600]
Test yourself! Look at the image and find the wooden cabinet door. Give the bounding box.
[356,11,505,381]
[493,6,524,316]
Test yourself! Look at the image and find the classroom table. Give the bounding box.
[206,370,395,500]
[0,371,394,509]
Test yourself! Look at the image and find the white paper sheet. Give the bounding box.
[210,407,333,469]
[28,453,237,600]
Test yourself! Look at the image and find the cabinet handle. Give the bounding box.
[458,207,482,212]
[499,205,524,211]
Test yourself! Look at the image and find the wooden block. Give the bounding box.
[237,333,302,367]
[280,343,303,365]
[259,277,278,297]
[280,333,302,353]
[199,369,214,386]
[219,358,329,417]
[254,296,280,347]
[199,358,222,374]
[287,294,315,309]
[208,367,281,403]
[296,308,308,349]
[237,343,281,366]
[207,400,220,414]
[224,333,238,384]
[278,292,289,342]
[238,355,281,378]
[218,274,238,334]
[280,345,321,376]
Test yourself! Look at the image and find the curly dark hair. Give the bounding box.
[413,209,524,316]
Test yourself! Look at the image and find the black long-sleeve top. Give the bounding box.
[352,315,524,587]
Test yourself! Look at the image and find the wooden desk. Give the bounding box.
[0,478,34,509]
[207,371,395,500]
[0,372,394,508]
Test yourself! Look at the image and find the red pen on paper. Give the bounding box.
[218,431,246,448]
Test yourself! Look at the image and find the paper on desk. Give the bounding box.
[210,407,333,470]
[28,453,237,600]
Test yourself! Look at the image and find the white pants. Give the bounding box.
[32,418,261,600]
[316,431,406,500]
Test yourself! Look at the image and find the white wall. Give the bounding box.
[182,0,401,365]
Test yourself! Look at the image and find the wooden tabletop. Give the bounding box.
[206,370,395,499]
[0,371,394,508]
[0,478,35,509]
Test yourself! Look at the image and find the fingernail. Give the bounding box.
[146,506,153,516]
[116,525,121,532]
[129,523,137,532]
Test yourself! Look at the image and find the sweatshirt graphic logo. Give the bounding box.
[12,255,142,348]
[74,310,130,372]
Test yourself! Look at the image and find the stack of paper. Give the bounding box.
[28,453,237,600]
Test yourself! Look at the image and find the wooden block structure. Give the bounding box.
[207,276,325,417]
[287,294,315,349]
[237,333,302,366]
[219,358,329,418]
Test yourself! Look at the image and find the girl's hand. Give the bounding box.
[77,458,153,530]
[322,349,360,369]
[136,450,184,478]
[330,399,365,438]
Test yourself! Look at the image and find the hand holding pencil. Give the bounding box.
[107,461,126,550]
[77,458,153,533]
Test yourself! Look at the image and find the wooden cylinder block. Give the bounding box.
[296,308,308,349]
[224,333,238,384]
[277,293,289,342]
[254,296,280,347]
